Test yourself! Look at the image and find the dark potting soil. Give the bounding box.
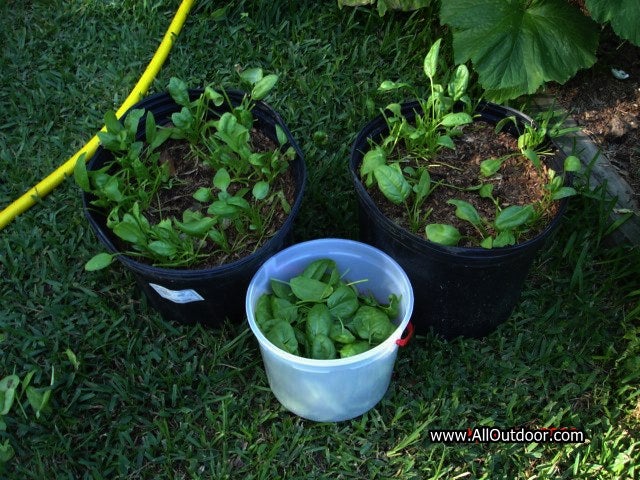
[134,128,297,269]
[367,121,561,247]
[547,25,640,199]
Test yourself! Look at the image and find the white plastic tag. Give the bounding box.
[148,283,205,304]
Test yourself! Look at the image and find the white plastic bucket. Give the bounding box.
[246,238,414,422]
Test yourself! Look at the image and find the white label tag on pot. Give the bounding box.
[148,283,204,304]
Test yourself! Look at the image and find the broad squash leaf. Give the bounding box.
[441,0,599,101]
[338,0,431,16]
[586,0,640,46]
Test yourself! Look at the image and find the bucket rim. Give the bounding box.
[245,238,415,367]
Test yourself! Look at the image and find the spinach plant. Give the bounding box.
[361,38,474,232]
[1,366,59,470]
[76,70,295,270]
[427,114,582,248]
[361,38,581,249]
[254,258,401,360]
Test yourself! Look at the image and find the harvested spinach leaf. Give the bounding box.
[254,258,402,359]
[265,321,299,355]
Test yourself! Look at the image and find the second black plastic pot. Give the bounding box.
[349,101,569,339]
[83,90,306,327]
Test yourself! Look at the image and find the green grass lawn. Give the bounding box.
[1,1,639,478]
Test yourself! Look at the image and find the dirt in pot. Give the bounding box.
[367,121,562,248]
[122,129,297,269]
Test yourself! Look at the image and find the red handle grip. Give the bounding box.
[395,322,414,347]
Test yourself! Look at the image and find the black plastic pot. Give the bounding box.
[83,90,306,327]
[349,101,568,339]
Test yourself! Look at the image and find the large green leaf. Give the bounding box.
[423,38,441,79]
[168,77,190,107]
[251,74,278,100]
[373,164,411,205]
[113,220,146,245]
[495,205,534,231]
[425,223,462,246]
[290,276,333,303]
[265,321,299,355]
[26,386,51,419]
[351,306,395,343]
[84,252,115,271]
[441,0,599,101]
[447,199,482,226]
[338,0,431,15]
[327,285,359,319]
[147,241,177,258]
[0,375,19,416]
[310,334,337,359]
[239,67,263,84]
[302,259,336,281]
[586,0,640,46]
[306,304,333,338]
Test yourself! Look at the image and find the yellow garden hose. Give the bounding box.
[0,0,195,230]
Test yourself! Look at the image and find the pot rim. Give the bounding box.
[82,88,307,278]
[349,100,570,259]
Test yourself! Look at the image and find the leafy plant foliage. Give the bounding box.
[337,0,432,16]
[586,0,640,46]
[440,0,599,102]
[4,1,640,477]
[255,258,400,359]
[342,0,639,101]
[1,367,59,471]
[361,39,581,248]
[76,71,294,269]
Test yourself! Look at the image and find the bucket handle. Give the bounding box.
[395,322,414,347]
